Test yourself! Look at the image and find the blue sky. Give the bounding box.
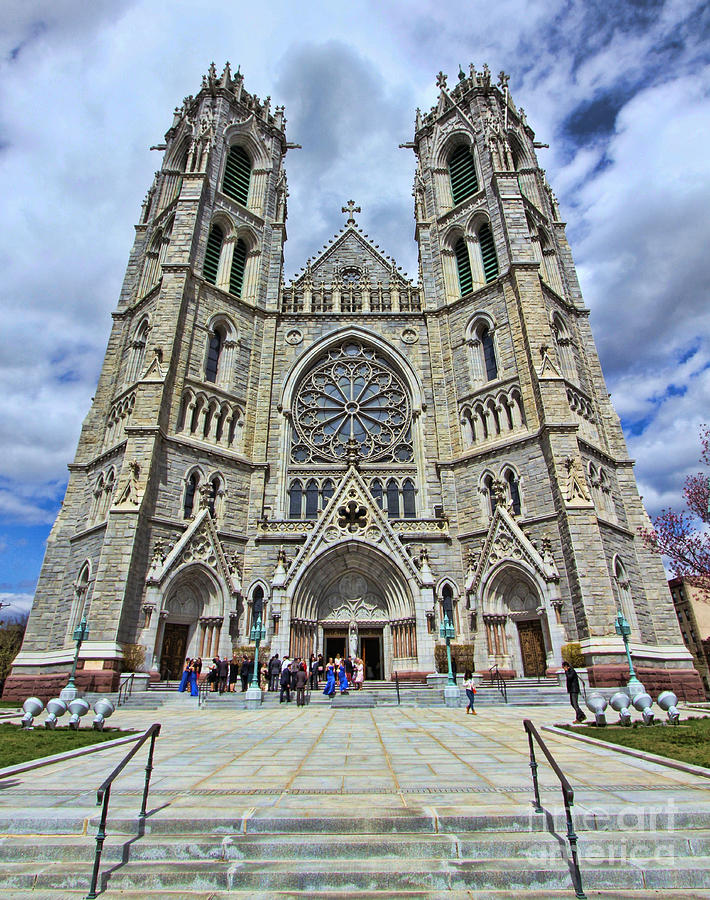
[1,0,709,617]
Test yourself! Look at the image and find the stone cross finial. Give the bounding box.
[436,71,447,90]
[341,199,361,225]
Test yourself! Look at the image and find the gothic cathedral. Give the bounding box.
[5,63,702,701]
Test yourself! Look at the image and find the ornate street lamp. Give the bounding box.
[249,614,267,689]
[439,593,460,707]
[439,613,456,686]
[60,615,90,702]
[614,609,645,697]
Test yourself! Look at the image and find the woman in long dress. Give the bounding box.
[355,658,364,690]
[178,658,191,692]
[323,659,336,696]
[338,659,349,694]
[189,659,199,696]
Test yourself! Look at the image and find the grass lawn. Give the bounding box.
[563,716,710,768]
[0,723,138,768]
[0,700,21,709]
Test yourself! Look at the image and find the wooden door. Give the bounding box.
[517,620,546,677]
[160,623,189,681]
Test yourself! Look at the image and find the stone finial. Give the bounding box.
[345,436,361,468]
[341,199,361,225]
[415,107,422,130]
[498,70,510,90]
[219,62,232,88]
[458,65,466,82]
[436,71,447,90]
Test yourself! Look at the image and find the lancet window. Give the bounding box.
[448,144,479,205]
[67,562,91,641]
[184,471,200,519]
[222,145,251,206]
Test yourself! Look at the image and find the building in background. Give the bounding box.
[669,577,710,697]
[4,63,703,701]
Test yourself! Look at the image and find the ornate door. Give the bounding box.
[517,620,546,677]
[160,623,189,681]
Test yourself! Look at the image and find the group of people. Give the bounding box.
[176,650,367,703]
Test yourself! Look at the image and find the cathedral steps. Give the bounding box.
[0,814,709,895]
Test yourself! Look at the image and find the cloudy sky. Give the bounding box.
[1,0,709,617]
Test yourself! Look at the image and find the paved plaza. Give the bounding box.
[1,701,710,896]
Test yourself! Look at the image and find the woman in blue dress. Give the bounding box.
[178,658,191,692]
[338,659,349,694]
[323,659,336,696]
[189,659,199,696]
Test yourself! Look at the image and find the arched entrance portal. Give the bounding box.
[482,565,552,677]
[154,565,224,680]
[289,542,417,680]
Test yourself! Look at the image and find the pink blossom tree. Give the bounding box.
[641,425,710,589]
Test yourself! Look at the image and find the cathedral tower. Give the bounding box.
[5,64,702,700]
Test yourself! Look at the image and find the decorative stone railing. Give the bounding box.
[391,519,450,536]
[176,387,244,450]
[281,280,421,313]
[104,390,136,449]
[257,520,315,535]
[459,384,525,448]
[566,385,598,442]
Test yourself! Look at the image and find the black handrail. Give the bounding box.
[394,670,401,705]
[522,719,586,899]
[489,664,508,703]
[198,677,209,707]
[116,673,134,707]
[86,723,161,900]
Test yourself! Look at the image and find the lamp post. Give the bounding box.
[614,609,645,698]
[245,614,266,709]
[60,615,90,702]
[440,611,460,707]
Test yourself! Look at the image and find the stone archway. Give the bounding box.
[288,542,417,679]
[480,564,554,677]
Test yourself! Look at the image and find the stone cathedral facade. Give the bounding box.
[5,63,702,700]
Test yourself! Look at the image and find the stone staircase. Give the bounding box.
[0,807,709,896]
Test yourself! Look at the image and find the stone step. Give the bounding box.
[2,854,709,893]
[1,891,709,900]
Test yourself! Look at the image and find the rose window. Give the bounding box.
[292,340,413,463]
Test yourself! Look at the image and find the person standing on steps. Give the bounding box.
[463,670,476,714]
[562,660,587,722]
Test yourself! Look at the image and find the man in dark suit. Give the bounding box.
[268,653,281,691]
[295,661,308,706]
[280,659,292,703]
[217,656,229,694]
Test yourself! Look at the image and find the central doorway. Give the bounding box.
[360,633,382,680]
[517,619,546,677]
[160,623,189,680]
[323,631,346,662]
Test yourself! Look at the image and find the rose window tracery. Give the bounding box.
[292,340,413,463]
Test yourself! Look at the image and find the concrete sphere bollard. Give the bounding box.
[44,698,68,729]
[92,698,115,731]
[586,691,608,726]
[609,691,632,725]
[632,691,654,725]
[21,697,44,729]
[68,697,90,729]
[657,690,680,724]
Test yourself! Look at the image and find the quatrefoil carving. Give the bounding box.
[337,500,368,533]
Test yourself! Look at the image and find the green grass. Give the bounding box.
[0,700,21,708]
[0,723,138,768]
[564,716,710,768]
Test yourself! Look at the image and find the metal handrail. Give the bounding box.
[86,723,161,900]
[198,677,209,708]
[394,670,401,705]
[116,672,134,707]
[522,719,586,899]
[489,664,508,703]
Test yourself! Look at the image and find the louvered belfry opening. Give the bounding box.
[454,238,473,296]
[479,223,499,282]
[223,145,251,206]
[448,144,478,205]
[203,224,224,284]
[229,238,247,296]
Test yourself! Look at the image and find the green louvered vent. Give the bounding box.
[229,238,247,296]
[479,224,499,282]
[223,145,251,206]
[449,145,479,205]
[454,238,473,296]
[203,225,224,284]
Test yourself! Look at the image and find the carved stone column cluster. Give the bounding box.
[391,619,417,659]
[484,614,508,656]
[198,616,223,658]
[289,618,317,660]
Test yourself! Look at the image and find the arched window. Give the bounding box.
[441,584,455,626]
[205,326,224,383]
[454,237,473,296]
[251,585,265,629]
[223,145,252,206]
[207,475,222,518]
[504,469,521,516]
[289,479,303,519]
[480,325,498,381]
[128,319,149,384]
[483,474,496,517]
[321,478,335,507]
[305,479,319,519]
[386,479,400,518]
[101,468,116,519]
[371,479,383,509]
[448,144,478,205]
[91,473,104,523]
[203,224,224,284]
[552,314,576,381]
[68,562,91,640]
[402,478,416,518]
[184,472,199,519]
[478,223,499,282]
[613,557,637,632]
[229,238,247,297]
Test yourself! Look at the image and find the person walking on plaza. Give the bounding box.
[463,669,476,714]
[295,661,308,706]
[562,660,587,722]
[268,653,281,691]
[323,658,336,697]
